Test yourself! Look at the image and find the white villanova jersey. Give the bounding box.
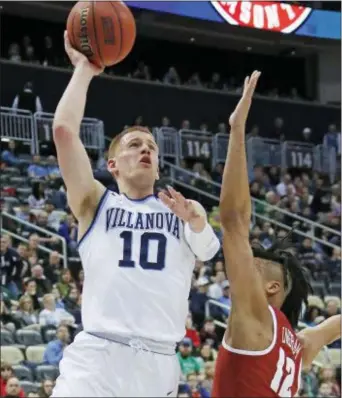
[78,190,196,343]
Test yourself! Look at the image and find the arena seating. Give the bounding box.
[1,107,341,397]
[1,108,339,182]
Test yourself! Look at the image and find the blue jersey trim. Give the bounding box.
[77,189,110,249]
[123,193,156,202]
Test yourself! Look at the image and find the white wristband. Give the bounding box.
[184,222,220,261]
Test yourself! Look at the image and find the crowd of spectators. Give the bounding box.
[8,74,341,154]
[2,11,323,103]
[1,134,341,397]
[4,32,308,101]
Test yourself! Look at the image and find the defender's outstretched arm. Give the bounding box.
[298,314,341,369]
[220,71,268,320]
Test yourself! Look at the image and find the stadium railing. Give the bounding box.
[205,300,313,331]
[33,112,105,156]
[165,161,341,250]
[153,127,179,167]
[204,299,338,368]
[246,137,283,168]
[1,211,68,267]
[1,108,336,183]
[155,128,337,183]
[178,129,215,168]
[0,106,106,156]
[0,107,37,154]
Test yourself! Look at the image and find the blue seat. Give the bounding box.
[16,329,43,346]
[35,365,59,382]
[1,329,14,346]
[13,365,33,382]
[19,381,37,395]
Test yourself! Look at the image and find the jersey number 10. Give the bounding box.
[119,231,166,270]
[270,347,296,397]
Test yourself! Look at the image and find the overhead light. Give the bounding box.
[190,37,195,43]
[246,46,252,51]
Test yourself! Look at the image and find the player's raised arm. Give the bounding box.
[219,71,268,318]
[297,314,341,369]
[53,32,105,220]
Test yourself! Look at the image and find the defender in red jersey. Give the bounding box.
[214,306,303,397]
[213,71,341,398]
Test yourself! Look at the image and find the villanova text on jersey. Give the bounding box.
[105,207,181,239]
[78,193,196,342]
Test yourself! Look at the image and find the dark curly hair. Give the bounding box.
[251,234,312,329]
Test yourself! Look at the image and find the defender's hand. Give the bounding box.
[158,186,201,224]
[229,70,261,131]
[64,31,104,76]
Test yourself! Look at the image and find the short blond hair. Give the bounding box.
[18,295,33,312]
[108,126,152,158]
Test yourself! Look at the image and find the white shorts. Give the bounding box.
[52,331,180,397]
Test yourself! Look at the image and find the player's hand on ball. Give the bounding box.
[229,70,261,131]
[158,186,201,223]
[64,31,104,76]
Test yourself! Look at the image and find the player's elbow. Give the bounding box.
[220,197,241,221]
[53,124,73,145]
[220,209,248,230]
[196,253,215,262]
[196,247,219,262]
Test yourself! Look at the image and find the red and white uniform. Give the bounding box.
[212,306,302,397]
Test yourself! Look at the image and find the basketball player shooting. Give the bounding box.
[212,71,341,397]
[50,32,220,397]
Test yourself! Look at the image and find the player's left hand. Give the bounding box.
[158,186,201,224]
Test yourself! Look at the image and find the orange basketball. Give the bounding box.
[66,1,136,67]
